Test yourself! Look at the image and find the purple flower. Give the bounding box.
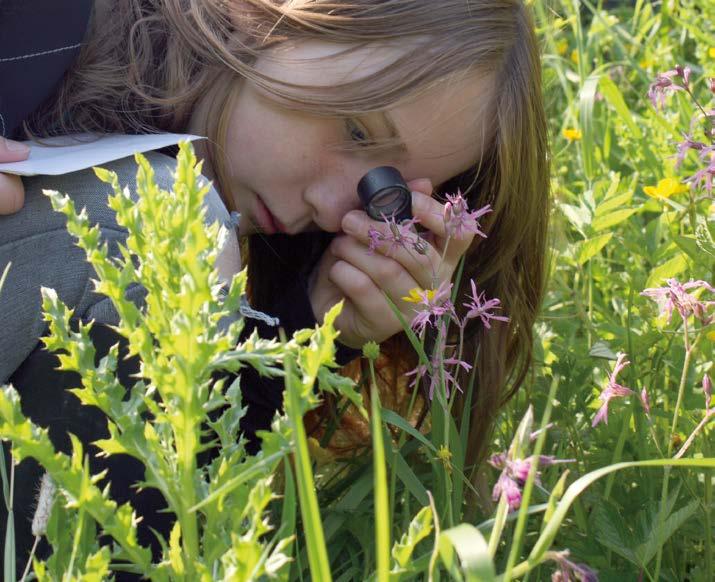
[462,280,510,329]
[685,148,715,195]
[488,453,574,510]
[641,387,651,417]
[492,472,522,511]
[442,190,492,240]
[640,278,715,324]
[648,65,690,111]
[552,550,599,582]
[404,280,456,337]
[592,352,634,427]
[404,347,472,401]
[367,212,423,257]
[672,133,706,170]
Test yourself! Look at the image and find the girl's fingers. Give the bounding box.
[330,233,436,293]
[0,173,25,215]
[327,258,404,341]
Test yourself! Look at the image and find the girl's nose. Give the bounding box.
[304,172,365,233]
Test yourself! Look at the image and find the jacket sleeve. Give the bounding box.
[0,0,92,139]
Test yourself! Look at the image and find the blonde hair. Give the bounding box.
[24,0,550,497]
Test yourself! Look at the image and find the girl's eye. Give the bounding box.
[345,118,370,145]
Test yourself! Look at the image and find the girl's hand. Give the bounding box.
[307,179,476,350]
[0,138,29,215]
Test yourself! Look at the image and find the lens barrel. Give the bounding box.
[357,166,412,222]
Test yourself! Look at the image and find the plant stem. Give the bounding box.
[653,325,699,580]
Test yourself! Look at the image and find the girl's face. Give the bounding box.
[191,41,494,236]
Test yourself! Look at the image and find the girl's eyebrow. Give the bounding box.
[379,111,409,156]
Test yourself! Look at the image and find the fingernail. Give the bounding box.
[342,212,360,233]
[2,138,30,154]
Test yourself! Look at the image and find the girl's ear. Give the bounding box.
[406,178,433,197]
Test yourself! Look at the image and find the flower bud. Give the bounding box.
[362,340,380,361]
[704,374,712,410]
[710,78,715,95]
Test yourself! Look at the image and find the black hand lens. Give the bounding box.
[357,166,412,223]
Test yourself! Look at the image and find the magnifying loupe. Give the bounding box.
[357,166,412,223]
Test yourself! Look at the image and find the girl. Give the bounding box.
[1,0,549,566]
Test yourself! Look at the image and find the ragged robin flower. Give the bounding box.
[640,278,715,324]
[442,190,491,240]
[592,352,634,427]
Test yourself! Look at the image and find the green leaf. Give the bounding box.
[644,254,689,288]
[392,506,433,570]
[438,524,496,582]
[529,458,715,563]
[577,233,613,264]
[599,74,642,138]
[591,208,638,232]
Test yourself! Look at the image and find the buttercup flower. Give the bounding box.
[563,128,582,141]
[592,352,634,427]
[643,177,689,199]
[641,278,715,324]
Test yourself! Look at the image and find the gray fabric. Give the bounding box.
[0,151,234,384]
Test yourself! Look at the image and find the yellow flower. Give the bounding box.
[639,57,654,69]
[708,329,715,342]
[555,39,568,56]
[402,287,436,303]
[708,47,715,59]
[563,128,582,141]
[570,49,579,65]
[643,177,689,199]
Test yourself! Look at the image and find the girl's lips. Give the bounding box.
[254,192,281,234]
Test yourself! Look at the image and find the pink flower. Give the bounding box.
[492,472,522,511]
[442,190,492,240]
[640,387,651,417]
[405,280,456,337]
[462,280,510,329]
[648,65,690,111]
[552,550,599,582]
[672,133,706,170]
[592,352,634,427]
[685,148,715,195]
[404,348,472,401]
[640,278,715,324]
[488,453,574,510]
[367,213,423,257]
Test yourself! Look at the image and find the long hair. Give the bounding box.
[23,0,550,491]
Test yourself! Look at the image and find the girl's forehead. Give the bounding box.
[256,39,495,182]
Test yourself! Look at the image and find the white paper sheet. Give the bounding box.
[0,133,205,176]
